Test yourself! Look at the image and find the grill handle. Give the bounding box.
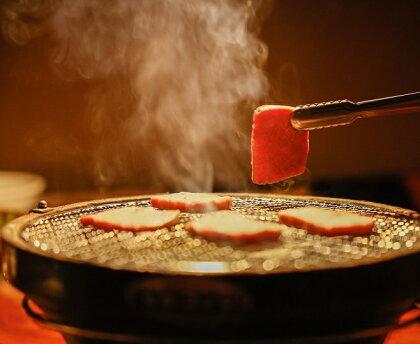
[290,91,420,130]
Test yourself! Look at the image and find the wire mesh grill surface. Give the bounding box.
[20,195,420,274]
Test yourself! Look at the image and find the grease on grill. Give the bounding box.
[20,197,419,274]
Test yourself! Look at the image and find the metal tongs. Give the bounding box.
[290,91,420,130]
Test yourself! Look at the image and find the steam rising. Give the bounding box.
[1,0,269,192]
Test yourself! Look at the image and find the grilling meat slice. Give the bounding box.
[279,207,374,236]
[80,207,180,232]
[151,192,232,212]
[251,105,309,185]
[185,210,283,242]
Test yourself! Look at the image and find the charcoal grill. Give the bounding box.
[1,193,419,344]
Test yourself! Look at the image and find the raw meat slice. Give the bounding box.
[251,105,309,185]
[151,192,232,212]
[80,207,180,232]
[185,210,282,242]
[278,207,374,236]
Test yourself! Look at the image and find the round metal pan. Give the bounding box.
[1,193,419,344]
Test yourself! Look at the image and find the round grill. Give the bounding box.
[14,194,420,274]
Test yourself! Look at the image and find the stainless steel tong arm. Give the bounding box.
[290,91,420,130]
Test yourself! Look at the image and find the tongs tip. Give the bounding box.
[290,92,420,130]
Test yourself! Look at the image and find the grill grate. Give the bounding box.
[20,196,419,274]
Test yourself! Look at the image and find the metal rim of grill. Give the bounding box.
[2,193,419,275]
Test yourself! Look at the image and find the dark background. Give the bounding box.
[0,0,419,208]
[263,0,419,177]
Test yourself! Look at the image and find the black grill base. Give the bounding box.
[14,246,418,344]
[60,334,388,344]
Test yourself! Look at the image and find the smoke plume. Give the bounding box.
[1,0,269,192]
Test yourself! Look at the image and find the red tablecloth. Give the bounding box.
[0,282,65,344]
[0,282,419,344]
